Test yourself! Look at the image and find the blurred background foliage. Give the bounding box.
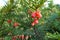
[0,0,60,40]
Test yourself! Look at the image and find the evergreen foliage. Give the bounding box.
[0,0,60,40]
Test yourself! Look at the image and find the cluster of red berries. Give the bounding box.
[7,19,19,27]
[31,10,42,26]
[12,35,31,40]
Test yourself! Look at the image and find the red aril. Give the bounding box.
[31,11,36,18]
[31,22,35,26]
[7,19,12,23]
[34,19,38,24]
[18,35,21,38]
[21,34,24,40]
[36,10,42,19]
[13,22,19,27]
[25,35,29,40]
[12,36,16,40]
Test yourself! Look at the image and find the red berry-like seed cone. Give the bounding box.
[34,19,39,24]
[31,11,36,18]
[25,35,29,40]
[7,20,12,23]
[13,22,19,27]
[12,36,16,40]
[21,34,24,40]
[31,22,35,26]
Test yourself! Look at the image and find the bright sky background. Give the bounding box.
[0,0,7,7]
[0,0,60,8]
